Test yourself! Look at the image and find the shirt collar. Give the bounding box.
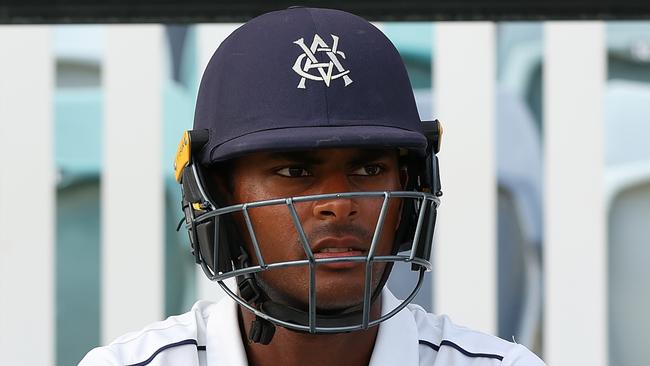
[206,289,419,366]
[368,289,420,366]
[206,295,249,366]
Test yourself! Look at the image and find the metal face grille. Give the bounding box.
[189,190,439,333]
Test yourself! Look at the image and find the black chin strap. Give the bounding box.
[248,315,276,345]
[233,248,403,345]
[233,252,276,345]
[260,300,364,328]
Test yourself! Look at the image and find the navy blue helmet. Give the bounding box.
[174,7,442,344]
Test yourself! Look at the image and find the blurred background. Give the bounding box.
[1,2,650,366]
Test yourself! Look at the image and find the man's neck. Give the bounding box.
[238,301,382,366]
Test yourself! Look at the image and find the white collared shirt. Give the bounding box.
[80,290,545,366]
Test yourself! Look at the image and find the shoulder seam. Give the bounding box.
[125,339,206,366]
[111,319,195,346]
[419,339,504,362]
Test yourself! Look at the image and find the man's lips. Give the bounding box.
[313,249,365,259]
[311,236,366,254]
[310,237,367,268]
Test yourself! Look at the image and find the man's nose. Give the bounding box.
[311,173,359,221]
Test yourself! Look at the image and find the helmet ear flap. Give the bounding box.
[193,214,236,276]
[421,119,443,196]
[181,161,241,278]
[180,166,206,266]
[394,189,438,266]
[177,129,238,278]
[195,219,216,271]
[395,120,442,264]
[411,202,437,267]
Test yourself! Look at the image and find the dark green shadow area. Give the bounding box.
[56,177,101,366]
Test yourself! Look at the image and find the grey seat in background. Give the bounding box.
[54,26,103,88]
[605,80,650,366]
[607,22,650,85]
[607,182,650,366]
[497,23,543,130]
[605,80,650,167]
[496,89,543,351]
[388,88,545,347]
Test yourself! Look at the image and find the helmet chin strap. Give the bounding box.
[233,246,397,345]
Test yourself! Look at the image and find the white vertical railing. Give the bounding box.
[0,20,614,366]
[0,26,55,366]
[194,23,241,303]
[434,22,497,334]
[544,22,607,366]
[102,25,165,343]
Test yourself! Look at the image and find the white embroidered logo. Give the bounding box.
[292,34,353,89]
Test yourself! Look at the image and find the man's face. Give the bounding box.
[216,147,404,312]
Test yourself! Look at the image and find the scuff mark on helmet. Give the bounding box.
[315,136,343,145]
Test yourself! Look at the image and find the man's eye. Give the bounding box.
[351,164,383,176]
[276,167,311,177]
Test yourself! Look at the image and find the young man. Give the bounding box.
[81,7,546,366]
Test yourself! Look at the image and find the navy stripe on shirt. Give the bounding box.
[125,339,206,366]
[126,337,504,365]
[419,339,504,361]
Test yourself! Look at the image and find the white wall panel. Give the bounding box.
[543,22,607,366]
[434,22,497,334]
[0,26,55,366]
[102,25,165,343]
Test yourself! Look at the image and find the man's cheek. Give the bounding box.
[249,208,301,263]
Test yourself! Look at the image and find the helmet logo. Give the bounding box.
[292,34,353,89]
